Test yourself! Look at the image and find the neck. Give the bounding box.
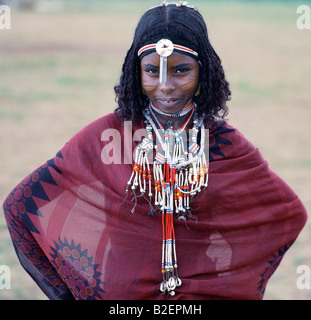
[148,100,195,131]
[153,110,194,131]
[149,99,194,117]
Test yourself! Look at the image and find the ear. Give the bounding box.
[195,83,201,97]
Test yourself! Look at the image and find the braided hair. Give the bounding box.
[114,3,231,126]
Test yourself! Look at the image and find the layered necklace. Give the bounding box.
[125,100,209,296]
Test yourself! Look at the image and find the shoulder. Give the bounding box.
[76,111,145,137]
[81,112,123,133]
[56,113,123,158]
[67,112,130,144]
[209,119,258,162]
[59,112,145,158]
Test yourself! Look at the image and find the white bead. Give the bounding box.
[176,278,182,287]
[160,281,167,292]
[168,277,176,290]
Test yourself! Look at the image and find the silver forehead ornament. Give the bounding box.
[156,39,174,84]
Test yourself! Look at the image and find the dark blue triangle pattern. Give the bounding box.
[256,243,292,298]
[49,237,105,299]
[3,151,64,234]
[209,121,234,162]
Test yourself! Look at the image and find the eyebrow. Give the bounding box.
[172,63,192,69]
[143,63,159,69]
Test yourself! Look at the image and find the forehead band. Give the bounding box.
[138,42,198,58]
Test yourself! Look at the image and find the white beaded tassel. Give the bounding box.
[125,106,209,296]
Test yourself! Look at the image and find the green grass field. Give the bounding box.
[0,0,310,299]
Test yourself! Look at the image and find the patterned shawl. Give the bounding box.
[2,112,307,300]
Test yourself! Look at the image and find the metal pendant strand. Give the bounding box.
[156,39,174,84]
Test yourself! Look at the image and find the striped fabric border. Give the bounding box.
[138,43,198,57]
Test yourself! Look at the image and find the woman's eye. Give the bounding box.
[175,68,190,74]
[144,67,190,75]
[146,69,159,75]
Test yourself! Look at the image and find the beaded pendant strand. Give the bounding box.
[125,101,209,296]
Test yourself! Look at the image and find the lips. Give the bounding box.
[156,98,181,109]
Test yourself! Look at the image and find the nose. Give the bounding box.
[159,76,176,93]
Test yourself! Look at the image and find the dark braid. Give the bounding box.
[114,3,231,126]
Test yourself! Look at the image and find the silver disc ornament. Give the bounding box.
[156,39,174,84]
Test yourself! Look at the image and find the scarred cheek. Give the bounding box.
[178,78,198,93]
[141,79,158,93]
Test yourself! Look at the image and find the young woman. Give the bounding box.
[2,2,307,300]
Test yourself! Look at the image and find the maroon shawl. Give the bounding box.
[3,113,307,300]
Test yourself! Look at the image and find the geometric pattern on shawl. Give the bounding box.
[49,237,105,300]
[3,151,64,234]
[256,243,292,298]
[209,120,234,161]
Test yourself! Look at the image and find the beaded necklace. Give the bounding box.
[149,99,194,119]
[125,101,209,296]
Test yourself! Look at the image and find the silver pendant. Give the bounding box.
[156,39,174,84]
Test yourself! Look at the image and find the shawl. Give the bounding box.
[2,112,307,300]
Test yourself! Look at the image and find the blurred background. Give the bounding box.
[0,0,310,299]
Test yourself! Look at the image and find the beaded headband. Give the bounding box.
[138,42,198,59]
